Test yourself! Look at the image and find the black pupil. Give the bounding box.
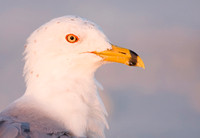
[70,36,75,40]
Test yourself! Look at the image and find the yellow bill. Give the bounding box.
[93,44,145,69]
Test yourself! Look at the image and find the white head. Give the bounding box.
[24,16,112,85]
[22,16,144,137]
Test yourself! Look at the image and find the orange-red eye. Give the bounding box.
[65,34,79,43]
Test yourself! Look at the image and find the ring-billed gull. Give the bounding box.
[0,16,145,138]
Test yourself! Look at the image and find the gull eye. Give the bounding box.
[65,34,79,43]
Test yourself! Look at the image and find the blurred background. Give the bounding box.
[0,0,200,137]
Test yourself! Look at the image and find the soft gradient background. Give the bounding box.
[0,0,200,138]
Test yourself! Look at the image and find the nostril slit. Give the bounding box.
[119,52,126,55]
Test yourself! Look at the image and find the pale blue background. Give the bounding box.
[0,0,200,137]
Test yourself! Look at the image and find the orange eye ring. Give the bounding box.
[65,34,79,43]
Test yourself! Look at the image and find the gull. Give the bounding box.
[0,16,145,138]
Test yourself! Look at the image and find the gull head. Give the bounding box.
[24,16,144,84]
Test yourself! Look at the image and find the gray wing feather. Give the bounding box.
[0,116,74,138]
[0,117,26,138]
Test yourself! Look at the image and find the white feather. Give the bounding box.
[22,16,111,137]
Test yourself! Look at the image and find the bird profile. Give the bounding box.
[0,16,145,138]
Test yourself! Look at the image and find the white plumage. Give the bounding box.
[24,16,110,137]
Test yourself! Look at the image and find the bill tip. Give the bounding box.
[136,56,145,69]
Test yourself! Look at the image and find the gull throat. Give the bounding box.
[24,55,108,137]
